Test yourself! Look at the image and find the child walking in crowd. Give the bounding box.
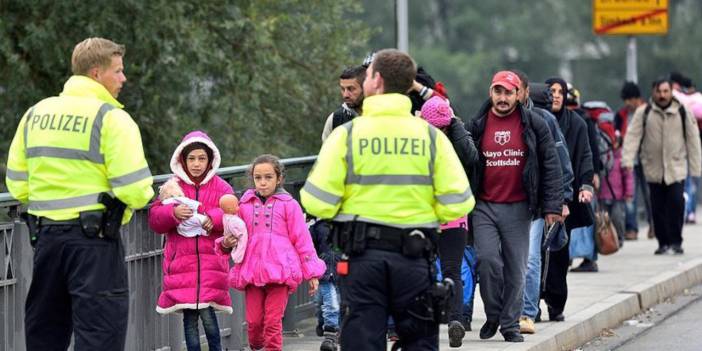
[598,127,633,246]
[420,95,478,347]
[149,131,234,351]
[309,219,341,351]
[217,154,325,351]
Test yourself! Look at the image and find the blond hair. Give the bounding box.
[71,37,125,75]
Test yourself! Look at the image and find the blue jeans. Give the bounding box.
[461,246,477,324]
[183,307,221,351]
[316,280,340,330]
[685,175,699,217]
[522,218,543,320]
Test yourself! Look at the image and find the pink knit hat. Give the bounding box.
[421,96,453,128]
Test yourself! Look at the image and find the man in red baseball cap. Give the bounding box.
[466,70,563,343]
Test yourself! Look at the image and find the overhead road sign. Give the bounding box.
[593,0,668,35]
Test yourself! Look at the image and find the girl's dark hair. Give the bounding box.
[181,142,213,164]
[248,154,285,187]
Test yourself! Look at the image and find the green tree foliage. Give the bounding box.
[361,0,702,118]
[0,0,369,189]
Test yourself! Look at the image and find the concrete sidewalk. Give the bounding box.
[281,222,702,350]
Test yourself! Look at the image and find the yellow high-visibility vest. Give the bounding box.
[301,93,474,228]
[5,75,154,223]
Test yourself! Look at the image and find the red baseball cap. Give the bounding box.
[490,71,521,91]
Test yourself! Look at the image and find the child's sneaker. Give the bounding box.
[320,326,338,351]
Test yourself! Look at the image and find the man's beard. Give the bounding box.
[346,97,363,109]
[494,101,516,115]
[655,98,672,109]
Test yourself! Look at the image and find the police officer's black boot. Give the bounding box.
[319,326,338,351]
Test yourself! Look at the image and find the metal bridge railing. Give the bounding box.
[0,156,317,351]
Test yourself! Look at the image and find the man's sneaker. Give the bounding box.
[686,213,696,224]
[448,320,465,348]
[672,244,684,255]
[519,316,535,334]
[315,323,324,337]
[387,328,399,342]
[654,246,670,255]
[570,260,599,272]
[320,326,338,351]
[503,331,524,342]
[479,320,499,339]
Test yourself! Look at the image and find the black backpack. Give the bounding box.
[596,126,615,173]
[639,104,687,151]
[331,106,357,130]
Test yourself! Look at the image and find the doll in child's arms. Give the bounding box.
[215,194,248,263]
[159,177,208,237]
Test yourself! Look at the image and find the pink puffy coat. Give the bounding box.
[599,148,634,201]
[223,189,325,292]
[149,131,233,314]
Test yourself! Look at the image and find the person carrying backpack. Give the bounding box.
[622,78,702,255]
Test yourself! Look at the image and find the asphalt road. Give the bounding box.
[615,296,702,351]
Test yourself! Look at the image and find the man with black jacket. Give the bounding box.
[321,66,365,141]
[468,71,563,343]
[511,71,574,335]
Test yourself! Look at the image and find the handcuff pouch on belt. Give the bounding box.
[331,221,436,258]
[78,193,127,239]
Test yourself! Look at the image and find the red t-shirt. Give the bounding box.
[479,108,528,203]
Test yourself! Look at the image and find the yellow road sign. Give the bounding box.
[593,0,669,35]
[594,0,668,11]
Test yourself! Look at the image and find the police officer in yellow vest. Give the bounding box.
[5,37,154,351]
[301,49,474,351]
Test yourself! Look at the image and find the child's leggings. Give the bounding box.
[245,284,289,351]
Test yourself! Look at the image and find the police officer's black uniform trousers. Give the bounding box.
[339,230,439,350]
[25,222,128,351]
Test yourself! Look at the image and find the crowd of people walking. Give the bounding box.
[6,36,702,351]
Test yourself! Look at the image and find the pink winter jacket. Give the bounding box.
[149,131,233,314]
[220,189,326,292]
[599,148,634,201]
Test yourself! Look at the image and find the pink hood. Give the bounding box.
[170,130,222,186]
[149,131,234,314]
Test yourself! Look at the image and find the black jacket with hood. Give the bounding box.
[546,78,595,228]
[468,100,563,217]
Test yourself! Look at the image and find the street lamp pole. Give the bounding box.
[626,35,638,83]
[396,0,409,53]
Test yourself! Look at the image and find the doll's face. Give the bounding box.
[159,181,183,200]
[220,195,239,214]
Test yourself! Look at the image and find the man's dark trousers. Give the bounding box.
[339,249,438,351]
[472,200,531,334]
[648,181,685,248]
[25,225,128,351]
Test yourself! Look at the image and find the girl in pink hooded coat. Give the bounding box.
[217,154,325,351]
[149,131,233,351]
